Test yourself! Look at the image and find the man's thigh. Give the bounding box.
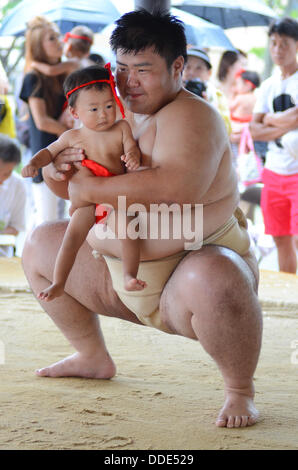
[159,245,259,338]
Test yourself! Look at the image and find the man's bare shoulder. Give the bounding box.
[158,89,223,126]
[156,89,228,141]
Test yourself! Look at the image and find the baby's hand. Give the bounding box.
[121,150,140,171]
[21,163,39,178]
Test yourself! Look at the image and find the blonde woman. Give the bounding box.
[20,16,71,225]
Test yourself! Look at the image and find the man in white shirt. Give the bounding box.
[0,135,26,255]
[250,17,298,273]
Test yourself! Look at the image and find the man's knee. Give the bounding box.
[177,247,257,313]
[22,221,67,270]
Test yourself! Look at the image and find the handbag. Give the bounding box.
[237,124,263,187]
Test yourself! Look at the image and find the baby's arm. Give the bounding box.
[21,130,75,178]
[119,120,141,171]
[31,60,79,77]
[38,205,95,301]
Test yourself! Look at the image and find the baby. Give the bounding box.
[31,25,95,77]
[22,64,146,300]
[230,69,260,124]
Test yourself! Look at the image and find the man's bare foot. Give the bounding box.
[35,352,116,379]
[124,275,147,291]
[216,388,259,428]
[38,283,64,302]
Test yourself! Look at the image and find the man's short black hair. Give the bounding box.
[110,9,187,69]
[268,17,298,41]
[0,135,21,164]
[63,65,110,107]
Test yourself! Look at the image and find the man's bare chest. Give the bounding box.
[131,116,156,168]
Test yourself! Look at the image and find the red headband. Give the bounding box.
[64,32,93,43]
[235,68,256,89]
[66,63,125,119]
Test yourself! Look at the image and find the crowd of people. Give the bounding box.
[0,14,297,275]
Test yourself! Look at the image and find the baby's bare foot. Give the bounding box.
[124,276,147,291]
[38,283,64,302]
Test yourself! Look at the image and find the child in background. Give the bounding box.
[22,64,146,300]
[31,25,94,77]
[230,69,260,143]
[0,135,26,256]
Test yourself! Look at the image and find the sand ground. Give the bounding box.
[0,258,298,450]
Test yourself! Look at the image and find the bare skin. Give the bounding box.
[22,47,262,428]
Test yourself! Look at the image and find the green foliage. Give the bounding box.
[0,0,22,20]
[249,47,266,60]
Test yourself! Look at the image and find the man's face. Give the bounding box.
[183,56,210,82]
[0,161,16,185]
[115,47,183,115]
[269,33,298,67]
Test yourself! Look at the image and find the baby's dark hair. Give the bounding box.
[268,17,298,41]
[63,65,110,107]
[110,9,187,69]
[0,135,21,164]
[240,70,260,89]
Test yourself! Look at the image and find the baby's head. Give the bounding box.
[63,25,93,59]
[64,65,120,132]
[235,69,260,94]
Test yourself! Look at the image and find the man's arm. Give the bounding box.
[263,106,298,130]
[249,112,287,141]
[69,98,226,209]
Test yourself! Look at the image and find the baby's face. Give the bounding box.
[73,86,117,131]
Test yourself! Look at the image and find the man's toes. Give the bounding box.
[36,367,49,377]
[227,416,236,428]
[215,416,227,427]
[234,416,242,428]
[241,416,249,427]
[248,415,258,426]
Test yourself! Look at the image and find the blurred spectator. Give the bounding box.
[0,135,26,256]
[0,76,16,139]
[230,69,260,145]
[19,16,70,226]
[183,48,231,135]
[216,50,247,103]
[31,25,94,77]
[250,17,298,273]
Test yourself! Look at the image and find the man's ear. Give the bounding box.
[172,55,185,77]
[69,106,79,119]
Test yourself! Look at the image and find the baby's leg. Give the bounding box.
[121,236,147,291]
[109,210,147,291]
[39,205,95,301]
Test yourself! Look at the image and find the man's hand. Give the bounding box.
[121,150,141,171]
[49,147,85,181]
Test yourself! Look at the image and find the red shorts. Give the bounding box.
[261,168,298,236]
